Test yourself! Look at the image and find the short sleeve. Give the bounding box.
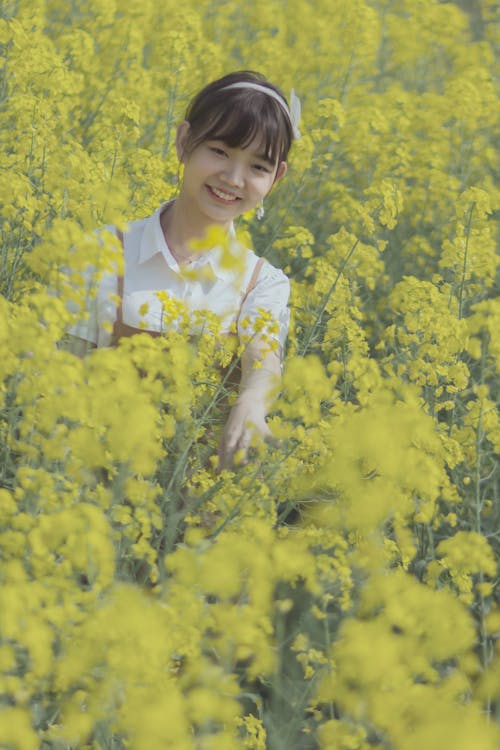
[237,262,290,356]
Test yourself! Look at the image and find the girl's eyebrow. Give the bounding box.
[251,149,276,165]
[209,137,276,166]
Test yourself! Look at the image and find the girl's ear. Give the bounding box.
[274,161,287,183]
[176,121,191,162]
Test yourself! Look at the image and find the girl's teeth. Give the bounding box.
[211,187,237,201]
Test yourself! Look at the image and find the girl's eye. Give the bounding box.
[210,146,227,156]
[253,163,272,173]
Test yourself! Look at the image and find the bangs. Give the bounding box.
[187,89,292,164]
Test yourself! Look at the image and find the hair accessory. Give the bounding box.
[289,89,301,140]
[220,82,301,140]
[256,199,265,221]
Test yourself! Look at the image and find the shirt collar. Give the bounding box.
[138,201,245,282]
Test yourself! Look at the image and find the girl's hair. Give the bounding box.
[183,71,293,166]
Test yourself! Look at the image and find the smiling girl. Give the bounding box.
[68,71,299,467]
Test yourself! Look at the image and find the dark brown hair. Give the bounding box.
[183,71,293,166]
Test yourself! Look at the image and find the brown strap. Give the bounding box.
[115,229,124,326]
[240,257,265,309]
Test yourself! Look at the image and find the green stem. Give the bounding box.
[473,359,491,676]
[457,202,474,320]
[162,354,242,497]
[208,441,299,541]
[323,607,335,721]
[299,238,359,357]
[446,202,476,435]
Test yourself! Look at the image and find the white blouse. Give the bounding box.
[68,202,290,351]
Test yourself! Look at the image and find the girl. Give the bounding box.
[68,70,299,468]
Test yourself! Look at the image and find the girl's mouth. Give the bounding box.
[206,185,241,204]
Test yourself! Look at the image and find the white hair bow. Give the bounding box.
[289,89,301,140]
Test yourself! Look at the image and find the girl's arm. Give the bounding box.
[218,262,289,469]
[218,341,281,469]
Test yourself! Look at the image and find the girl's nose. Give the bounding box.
[222,160,245,187]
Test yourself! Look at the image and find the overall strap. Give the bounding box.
[240,257,265,309]
[110,230,126,346]
[115,229,125,326]
[111,229,159,341]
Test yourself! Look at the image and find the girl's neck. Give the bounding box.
[161,195,230,265]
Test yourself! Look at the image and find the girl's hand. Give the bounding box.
[218,396,272,469]
[217,344,281,470]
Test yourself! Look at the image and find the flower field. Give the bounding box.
[1,0,499,747]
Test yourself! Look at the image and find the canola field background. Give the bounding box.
[1,0,499,748]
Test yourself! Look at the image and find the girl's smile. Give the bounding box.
[206,184,242,203]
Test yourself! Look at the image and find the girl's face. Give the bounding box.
[176,121,287,225]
